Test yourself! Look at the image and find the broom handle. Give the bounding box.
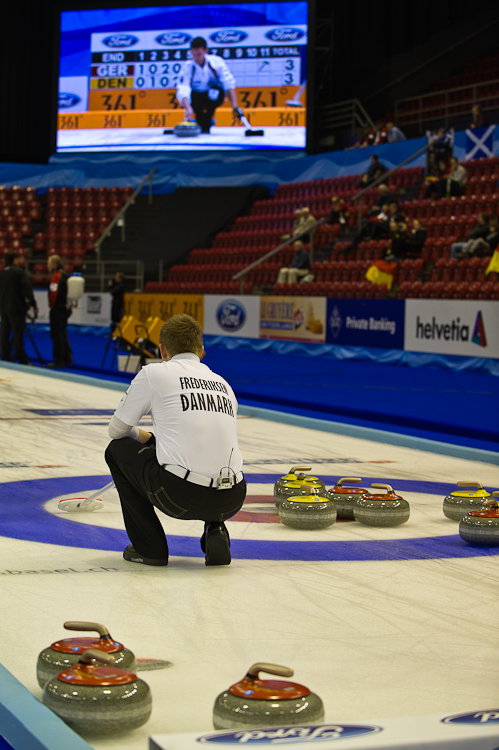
[80,480,115,508]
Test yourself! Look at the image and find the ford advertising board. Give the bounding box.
[204,296,260,339]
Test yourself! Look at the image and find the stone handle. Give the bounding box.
[457,481,483,488]
[290,466,311,474]
[247,663,294,680]
[64,621,111,638]
[371,483,394,493]
[337,477,362,486]
[484,491,499,507]
[79,649,115,666]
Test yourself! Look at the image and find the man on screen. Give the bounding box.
[177,36,239,133]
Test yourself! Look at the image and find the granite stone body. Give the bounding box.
[213,691,324,730]
[279,495,337,530]
[329,478,368,520]
[443,486,490,521]
[354,485,410,527]
[459,510,499,546]
[274,468,326,508]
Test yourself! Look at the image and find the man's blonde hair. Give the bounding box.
[159,314,203,357]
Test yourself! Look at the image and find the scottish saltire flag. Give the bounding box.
[465,125,495,160]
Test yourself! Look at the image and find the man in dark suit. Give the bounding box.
[0,252,37,364]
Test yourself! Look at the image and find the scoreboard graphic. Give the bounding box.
[57,3,308,152]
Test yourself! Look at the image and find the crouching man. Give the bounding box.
[105,314,246,567]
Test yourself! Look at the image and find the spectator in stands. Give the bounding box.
[404,219,427,256]
[450,212,490,257]
[0,251,37,365]
[373,121,388,145]
[277,240,310,284]
[108,271,127,332]
[455,217,499,258]
[346,202,391,253]
[385,220,407,260]
[375,183,395,209]
[427,127,454,167]
[388,201,405,223]
[358,125,376,149]
[470,104,488,129]
[357,154,386,188]
[424,159,449,198]
[436,156,467,198]
[386,122,406,142]
[294,206,316,243]
[325,196,349,230]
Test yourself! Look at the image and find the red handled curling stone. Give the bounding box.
[443,481,490,521]
[459,494,499,546]
[36,621,136,688]
[328,478,368,520]
[42,649,151,735]
[213,663,324,730]
[274,466,327,508]
[353,483,410,527]
[279,494,337,530]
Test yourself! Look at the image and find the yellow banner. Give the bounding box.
[124,293,204,326]
[260,296,326,342]
[88,86,303,111]
[485,250,499,275]
[58,107,305,130]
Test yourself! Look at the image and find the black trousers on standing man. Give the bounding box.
[191,87,224,133]
[105,435,246,560]
[50,308,73,366]
[0,312,29,364]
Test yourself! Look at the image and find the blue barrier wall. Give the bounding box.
[0,127,496,194]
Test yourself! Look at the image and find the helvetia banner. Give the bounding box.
[404,300,499,358]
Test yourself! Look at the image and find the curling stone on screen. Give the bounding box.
[36,621,136,688]
[443,481,491,521]
[213,662,324,730]
[328,477,369,520]
[279,493,337,530]
[42,649,152,735]
[459,492,499,546]
[274,466,327,508]
[353,483,410,527]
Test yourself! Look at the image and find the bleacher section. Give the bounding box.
[145,158,499,300]
[0,185,133,287]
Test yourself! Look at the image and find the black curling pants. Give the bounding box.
[0,312,29,364]
[50,309,73,365]
[191,89,224,133]
[105,436,246,559]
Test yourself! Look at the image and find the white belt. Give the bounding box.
[163,464,244,488]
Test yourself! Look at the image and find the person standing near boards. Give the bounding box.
[47,254,74,368]
[177,37,238,133]
[105,313,246,567]
[0,251,37,364]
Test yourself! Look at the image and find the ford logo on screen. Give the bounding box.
[265,27,305,42]
[198,725,382,744]
[58,93,81,109]
[216,301,246,332]
[443,709,499,724]
[209,29,248,44]
[155,32,192,46]
[102,34,139,48]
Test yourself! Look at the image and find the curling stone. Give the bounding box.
[353,483,410,527]
[328,477,369,520]
[36,621,136,688]
[213,662,324,730]
[443,481,491,521]
[173,120,202,137]
[279,494,337,530]
[274,466,327,507]
[43,649,151,735]
[459,493,499,546]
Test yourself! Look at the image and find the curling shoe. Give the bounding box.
[202,522,231,566]
[123,545,168,566]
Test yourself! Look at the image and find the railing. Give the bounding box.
[318,99,375,148]
[351,143,430,228]
[232,218,325,294]
[94,167,156,267]
[394,78,499,130]
[27,258,144,294]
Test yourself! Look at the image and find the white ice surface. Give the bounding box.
[0,365,498,750]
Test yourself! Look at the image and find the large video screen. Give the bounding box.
[57,2,308,152]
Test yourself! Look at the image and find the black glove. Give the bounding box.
[233,107,244,119]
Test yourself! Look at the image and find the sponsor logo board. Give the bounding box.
[58,77,89,111]
[326,299,405,349]
[209,29,248,44]
[204,296,260,339]
[155,32,192,46]
[404,300,499,358]
[443,709,499,724]
[102,34,139,48]
[260,297,326,343]
[198,725,382,744]
[265,27,306,42]
[124,293,204,327]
